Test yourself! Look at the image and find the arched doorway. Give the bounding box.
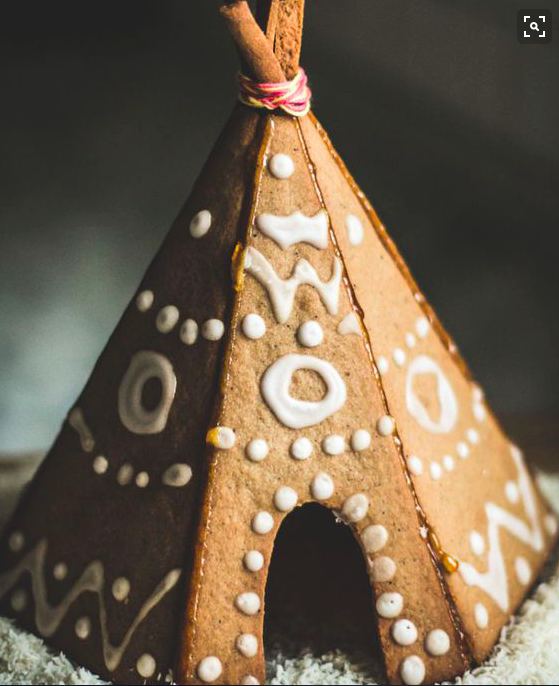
[265,503,382,664]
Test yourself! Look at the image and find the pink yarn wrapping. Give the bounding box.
[238,67,311,117]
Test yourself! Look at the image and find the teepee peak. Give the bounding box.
[1,2,556,685]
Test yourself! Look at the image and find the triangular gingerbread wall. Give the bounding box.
[0,105,264,684]
[300,112,558,660]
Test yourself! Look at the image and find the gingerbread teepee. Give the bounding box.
[1,2,557,684]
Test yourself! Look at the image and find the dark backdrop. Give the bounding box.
[1,0,558,451]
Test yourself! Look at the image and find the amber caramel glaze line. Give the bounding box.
[176,112,273,684]
[295,116,473,672]
[306,112,473,383]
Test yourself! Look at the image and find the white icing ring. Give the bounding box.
[261,354,346,429]
[118,351,177,434]
[405,355,458,434]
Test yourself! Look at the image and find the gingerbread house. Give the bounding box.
[1,2,556,684]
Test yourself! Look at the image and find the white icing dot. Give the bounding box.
[310,472,334,501]
[425,628,450,656]
[467,428,480,444]
[162,463,193,487]
[473,402,486,422]
[415,317,430,339]
[515,556,531,585]
[112,577,131,601]
[376,415,395,436]
[290,437,313,460]
[377,356,389,374]
[442,454,455,471]
[241,677,259,686]
[391,619,418,646]
[180,319,199,345]
[246,439,269,462]
[322,434,346,455]
[475,602,489,629]
[268,153,294,179]
[137,653,157,678]
[261,353,347,429]
[156,305,179,333]
[75,616,91,640]
[243,550,264,573]
[430,462,442,480]
[53,562,68,580]
[236,633,259,658]
[136,290,154,312]
[392,347,406,367]
[197,656,222,683]
[505,481,519,504]
[135,471,149,488]
[346,214,364,246]
[470,531,485,556]
[376,592,403,618]
[341,493,369,523]
[472,385,484,403]
[117,463,134,486]
[351,429,371,452]
[273,486,298,512]
[544,513,558,536]
[456,442,470,459]
[190,210,212,238]
[371,556,396,582]
[92,455,108,474]
[407,455,423,476]
[202,319,225,341]
[337,312,361,336]
[251,511,274,535]
[400,655,425,685]
[10,589,27,612]
[208,426,236,449]
[297,320,323,347]
[362,524,388,553]
[8,531,24,552]
[405,332,416,348]
[235,592,261,616]
[242,313,266,340]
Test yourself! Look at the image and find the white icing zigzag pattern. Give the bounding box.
[245,247,341,323]
[459,445,543,611]
[0,539,181,671]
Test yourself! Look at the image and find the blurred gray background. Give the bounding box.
[1,0,558,452]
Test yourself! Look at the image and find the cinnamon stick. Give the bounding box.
[220,1,285,83]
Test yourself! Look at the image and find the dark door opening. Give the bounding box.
[264,503,383,668]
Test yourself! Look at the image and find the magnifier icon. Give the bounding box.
[530,21,540,31]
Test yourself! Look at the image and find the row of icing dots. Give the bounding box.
[135,290,225,344]
[67,405,193,490]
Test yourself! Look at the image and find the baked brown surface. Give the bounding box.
[0,3,557,684]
